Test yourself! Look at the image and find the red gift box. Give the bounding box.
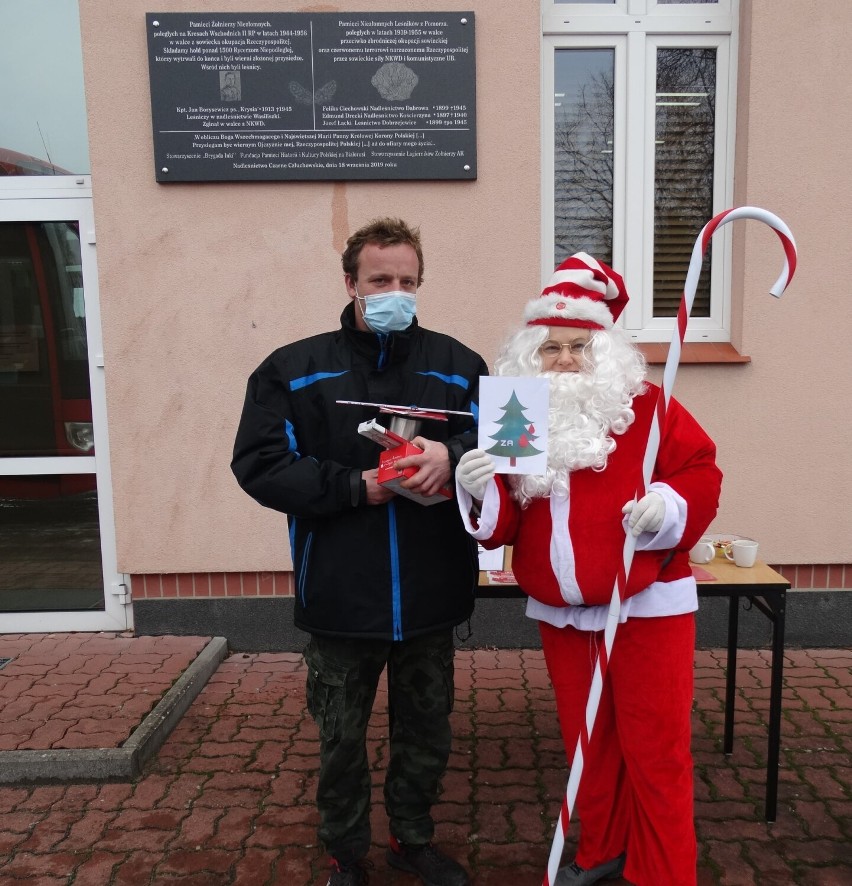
[377,441,454,506]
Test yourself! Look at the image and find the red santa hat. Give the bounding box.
[525,252,629,330]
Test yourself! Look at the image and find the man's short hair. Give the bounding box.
[342,217,424,286]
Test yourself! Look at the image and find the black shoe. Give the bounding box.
[327,856,373,886]
[555,853,626,885]
[386,836,470,886]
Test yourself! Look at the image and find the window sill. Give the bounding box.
[637,342,750,365]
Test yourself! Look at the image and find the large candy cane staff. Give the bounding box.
[542,206,797,886]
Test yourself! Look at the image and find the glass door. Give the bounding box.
[0,181,127,631]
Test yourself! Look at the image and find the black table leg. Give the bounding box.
[764,590,786,822]
[744,591,788,822]
[723,592,739,755]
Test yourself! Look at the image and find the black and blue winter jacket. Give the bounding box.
[232,303,487,640]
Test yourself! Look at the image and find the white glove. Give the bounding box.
[622,492,666,537]
[456,449,496,501]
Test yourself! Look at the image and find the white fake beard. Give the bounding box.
[509,369,636,506]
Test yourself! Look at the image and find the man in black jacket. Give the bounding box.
[232,218,486,886]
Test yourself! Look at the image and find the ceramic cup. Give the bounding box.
[724,539,759,567]
[689,537,715,564]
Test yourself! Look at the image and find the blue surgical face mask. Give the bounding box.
[356,289,417,334]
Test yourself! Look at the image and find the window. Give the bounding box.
[543,1,738,342]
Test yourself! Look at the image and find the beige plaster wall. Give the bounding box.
[665,0,852,563]
[79,1,541,573]
[81,0,852,573]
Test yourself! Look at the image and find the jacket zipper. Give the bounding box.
[387,501,403,640]
[298,530,313,607]
[377,332,390,369]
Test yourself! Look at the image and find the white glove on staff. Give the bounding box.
[622,492,666,537]
[456,449,496,501]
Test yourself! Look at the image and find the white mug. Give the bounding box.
[689,537,715,565]
[724,539,759,568]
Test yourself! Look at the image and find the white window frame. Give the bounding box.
[542,0,739,342]
[0,176,129,633]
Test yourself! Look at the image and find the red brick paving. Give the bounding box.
[0,636,850,884]
[0,633,209,751]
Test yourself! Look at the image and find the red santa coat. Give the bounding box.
[476,385,721,608]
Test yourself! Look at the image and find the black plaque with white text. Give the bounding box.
[146,12,476,182]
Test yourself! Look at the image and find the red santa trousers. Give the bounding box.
[539,614,697,886]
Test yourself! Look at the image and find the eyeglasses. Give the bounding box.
[538,339,589,358]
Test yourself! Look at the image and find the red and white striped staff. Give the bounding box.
[542,206,798,886]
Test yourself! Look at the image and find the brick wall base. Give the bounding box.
[131,570,852,652]
[130,565,852,600]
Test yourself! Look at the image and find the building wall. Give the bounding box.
[79,0,541,577]
[78,1,852,607]
[663,0,852,566]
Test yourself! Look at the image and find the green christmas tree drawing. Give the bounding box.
[485,390,544,466]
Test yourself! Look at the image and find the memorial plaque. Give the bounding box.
[146,12,476,182]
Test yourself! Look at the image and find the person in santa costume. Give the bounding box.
[456,253,722,886]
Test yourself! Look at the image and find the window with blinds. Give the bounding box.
[653,48,717,317]
[542,1,738,341]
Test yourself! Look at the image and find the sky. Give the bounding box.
[0,0,90,173]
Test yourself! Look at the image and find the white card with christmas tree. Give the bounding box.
[478,376,548,475]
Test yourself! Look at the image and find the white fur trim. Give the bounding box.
[525,576,698,629]
[524,294,613,329]
[628,482,687,551]
[455,479,499,541]
[549,494,584,605]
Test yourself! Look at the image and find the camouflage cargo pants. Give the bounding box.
[304,629,455,864]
